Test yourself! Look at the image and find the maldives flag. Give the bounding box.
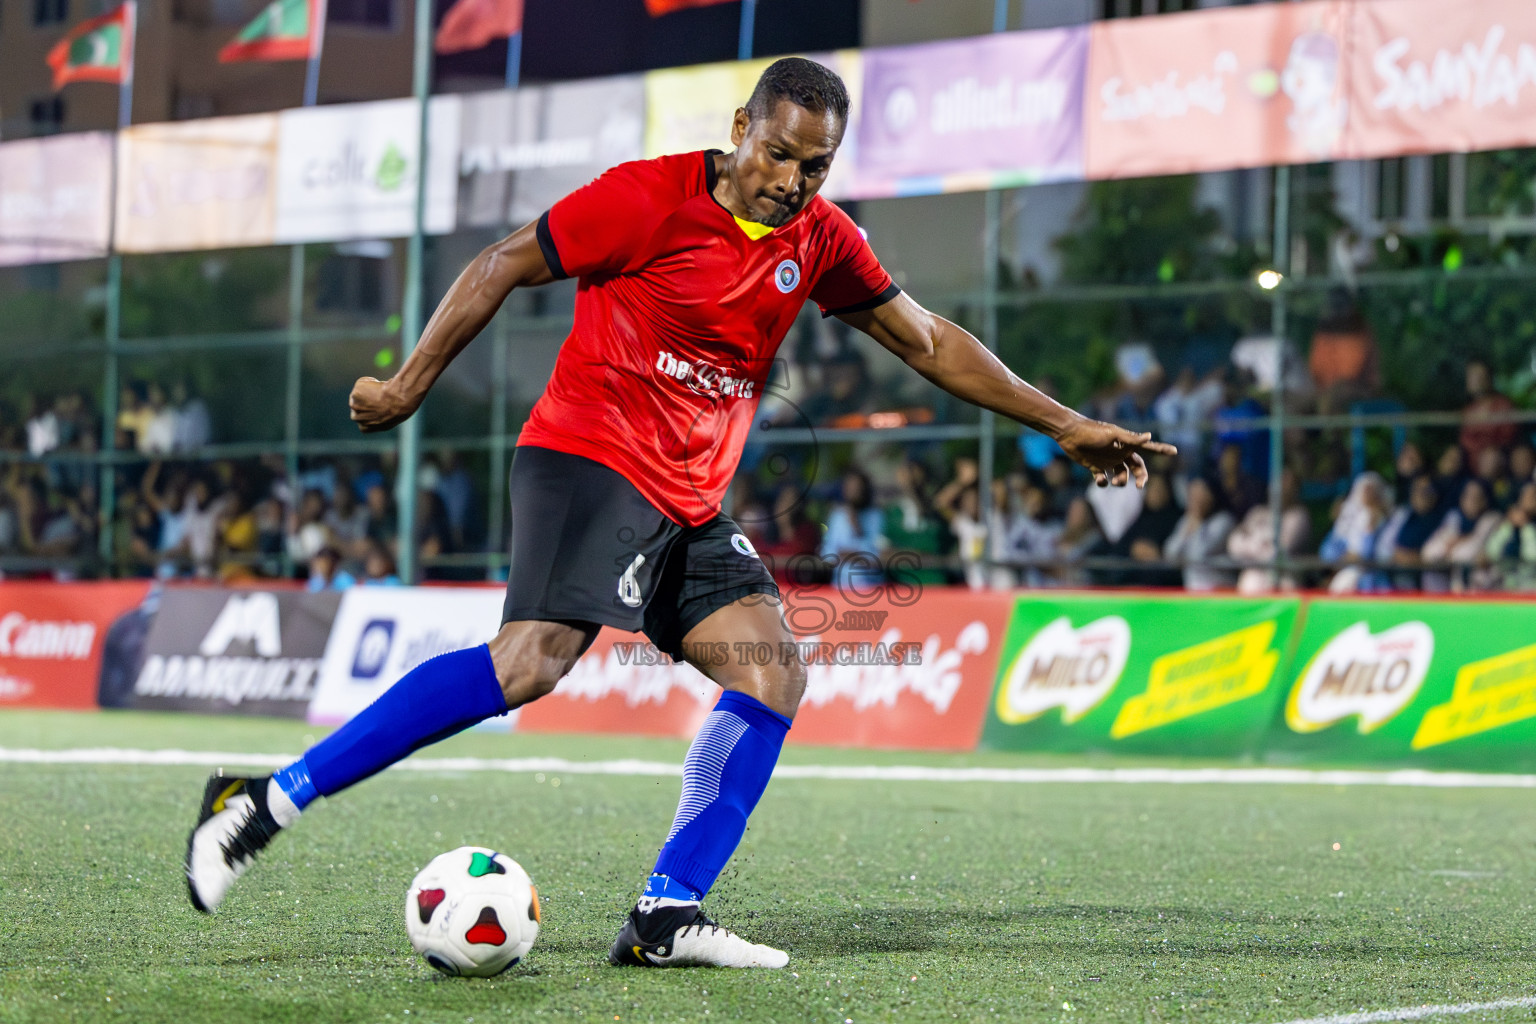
[644,0,735,14]
[435,0,522,54]
[219,0,323,62]
[46,2,134,89]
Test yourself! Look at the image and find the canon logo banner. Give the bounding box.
[0,612,96,660]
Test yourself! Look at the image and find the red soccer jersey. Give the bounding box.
[518,150,899,527]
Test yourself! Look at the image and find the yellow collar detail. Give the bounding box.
[732,216,776,241]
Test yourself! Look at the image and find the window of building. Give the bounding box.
[33,0,68,25]
[329,0,392,29]
[28,96,65,136]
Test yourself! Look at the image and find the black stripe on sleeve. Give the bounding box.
[535,211,568,280]
[822,281,903,319]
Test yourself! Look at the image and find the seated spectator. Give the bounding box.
[1226,470,1311,593]
[287,489,331,565]
[1321,472,1393,594]
[122,496,161,577]
[1460,358,1517,464]
[1213,442,1264,520]
[361,541,403,586]
[1511,443,1536,489]
[1163,477,1235,591]
[1308,299,1380,413]
[947,485,988,590]
[1099,474,1180,587]
[1473,446,1512,509]
[179,478,227,579]
[1039,455,1077,519]
[325,483,371,559]
[1391,441,1425,505]
[1380,475,1442,593]
[1154,366,1225,471]
[821,468,886,589]
[306,546,356,592]
[1047,497,1101,587]
[140,384,177,455]
[1485,481,1536,591]
[364,483,397,552]
[170,381,211,451]
[1212,368,1270,483]
[882,458,947,585]
[414,487,454,574]
[1432,443,1470,517]
[1006,485,1064,588]
[758,483,822,583]
[1422,478,1501,592]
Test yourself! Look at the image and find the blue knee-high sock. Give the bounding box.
[272,645,507,810]
[646,690,791,903]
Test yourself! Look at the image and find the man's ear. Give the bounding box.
[730,107,750,148]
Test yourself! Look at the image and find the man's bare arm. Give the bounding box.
[839,292,1176,488]
[349,220,555,433]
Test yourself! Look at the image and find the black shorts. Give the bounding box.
[502,446,780,660]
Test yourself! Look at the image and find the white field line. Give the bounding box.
[4,747,1536,789]
[1267,995,1536,1024]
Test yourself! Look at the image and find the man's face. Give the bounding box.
[728,99,843,227]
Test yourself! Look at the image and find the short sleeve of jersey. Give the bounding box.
[809,202,901,318]
[537,158,691,280]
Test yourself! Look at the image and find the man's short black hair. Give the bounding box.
[745,57,850,125]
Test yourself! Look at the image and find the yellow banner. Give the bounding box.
[1411,643,1536,749]
[1110,621,1278,738]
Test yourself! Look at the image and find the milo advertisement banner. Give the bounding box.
[982,595,1298,756]
[1267,598,1536,770]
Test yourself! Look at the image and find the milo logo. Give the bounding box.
[1286,621,1434,733]
[995,616,1130,725]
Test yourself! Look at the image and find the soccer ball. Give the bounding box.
[405,846,541,977]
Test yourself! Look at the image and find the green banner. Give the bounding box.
[981,595,1299,757]
[1264,598,1536,770]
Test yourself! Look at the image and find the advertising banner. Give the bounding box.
[310,585,503,725]
[982,594,1299,757]
[1084,0,1352,178]
[0,133,113,267]
[114,115,279,253]
[1347,0,1536,160]
[644,51,864,200]
[1266,598,1536,770]
[854,28,1086,197]
[0,581,150,709]
[457,76,644,230]
[274,96,460,243]
[125,587,340,718]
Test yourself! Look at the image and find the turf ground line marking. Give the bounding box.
[6,747,1536,789]
[1266,994,1536,1024]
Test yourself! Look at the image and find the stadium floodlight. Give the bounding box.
[1255,269,1284,291]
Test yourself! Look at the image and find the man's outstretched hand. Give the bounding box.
[349,377,419,433]
[1056,417,1178,488]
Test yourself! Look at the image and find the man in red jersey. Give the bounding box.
[185,58,1174,968]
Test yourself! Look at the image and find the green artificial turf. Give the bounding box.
[2,709,1535,1024]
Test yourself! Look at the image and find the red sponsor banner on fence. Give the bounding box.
[1347,0,1536,160]
[1085,0,1351,178]
[0,581,151,709]
[516,587,1011,751]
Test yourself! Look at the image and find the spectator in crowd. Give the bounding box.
[361,540,403,586]
[364,483,397,552]
[413,486,454,573]
[948,485,987,590]
[1391,441,1425,505]
[1047,497,1101,587]
[757,483,822,580]
[1485,480,1536,591]
[1038,455,1077,519]
[1320,472,1393,593]
[1422,478,1501,592]
[25,395,59,458]
[1226,469,1311,593]
[1432,443,1470,516]
[1510,443,1536,489]
[1308,297,1380,413]
[882,458,947,585]
[306,546,355,592]
[1460,358,1518,464]
[287,489,330,565]
[1100,473,1181,587]
[123,496,162,577]
[115,384,153,452]
[179,477,227,578]
[170,381,211,451]
[1154,366,1225,472]
[1212,368,1270,482]
[820,468,885,588]
[1213,442,1264,519]
[1164,477,1235,591]
[1472,446,1512,509]
[140,384,178,455]
[325,483,370,559]
[1006,485,1064,587]
[1380,475,1442,592]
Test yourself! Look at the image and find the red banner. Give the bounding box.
[517,587,1011,751]
[0,581,151,710]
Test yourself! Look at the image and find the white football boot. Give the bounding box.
[609,903,788,968]
[184,774,284,913]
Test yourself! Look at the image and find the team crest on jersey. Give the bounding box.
[774,259,801,294]
[730,533,758,558]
